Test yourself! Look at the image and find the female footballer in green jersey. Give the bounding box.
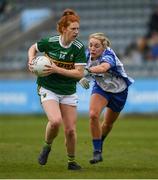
[28,9,86,170]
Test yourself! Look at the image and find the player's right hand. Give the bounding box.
[28,57,36,72]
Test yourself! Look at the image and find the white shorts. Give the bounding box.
[38,87,78,106]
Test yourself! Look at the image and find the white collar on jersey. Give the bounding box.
[59,35,73,48]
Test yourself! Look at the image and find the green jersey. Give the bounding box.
[36,35,86,95]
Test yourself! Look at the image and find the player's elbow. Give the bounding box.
[77,70,84,79]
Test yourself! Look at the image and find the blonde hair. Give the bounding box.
[89,32,111,48]
[57,9,80,34]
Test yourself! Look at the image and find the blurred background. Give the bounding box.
[1,0,158,115]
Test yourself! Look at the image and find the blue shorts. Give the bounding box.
[92,84,128,112]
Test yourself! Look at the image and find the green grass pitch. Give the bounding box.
[0,114,158,179]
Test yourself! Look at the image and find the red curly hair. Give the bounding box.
[57,9,80,34]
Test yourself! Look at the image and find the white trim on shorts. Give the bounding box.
[38,87,78,106]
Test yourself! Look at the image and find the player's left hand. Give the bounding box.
[42,62,58,76]
[79,77,90,89]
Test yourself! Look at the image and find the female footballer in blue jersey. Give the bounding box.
[79,32,134,164]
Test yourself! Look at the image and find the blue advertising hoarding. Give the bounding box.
[0,80,41,113]
[124,78,158,113]
[0,79,158,114]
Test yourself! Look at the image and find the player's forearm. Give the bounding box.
[28,44,37,63]
[89,62,110,73]
[55,66,84,79]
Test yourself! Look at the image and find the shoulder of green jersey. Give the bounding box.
[73,40,84,49]
[48,36,59,42]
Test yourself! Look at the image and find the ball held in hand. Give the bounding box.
[32,56,51,77]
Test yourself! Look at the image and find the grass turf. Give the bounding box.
[0,114,158,179]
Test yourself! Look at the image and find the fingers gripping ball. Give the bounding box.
[32,56,51,77]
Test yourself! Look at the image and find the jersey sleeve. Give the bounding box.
[74,45,87,65]
[37,37,50,52]
[101,54,116,67]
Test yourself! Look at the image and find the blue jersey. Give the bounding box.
[86,47,134,93]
